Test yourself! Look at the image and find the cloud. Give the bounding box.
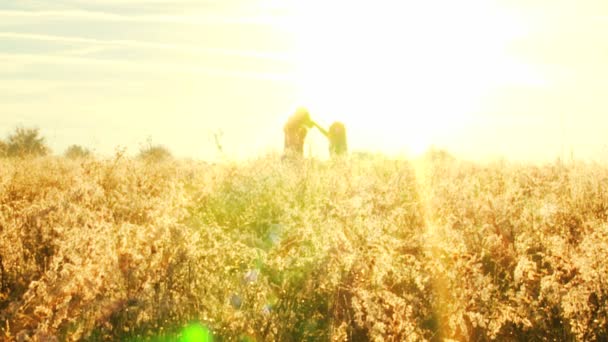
[0,52,294,82]
[0,32,293,62]
[0,9,286,26]
[0,79,147,94]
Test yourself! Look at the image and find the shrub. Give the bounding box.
[138,144,172,163]
[5,126,50,157]
[64,145,92,159]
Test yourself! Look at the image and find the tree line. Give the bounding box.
[0,126,172,161]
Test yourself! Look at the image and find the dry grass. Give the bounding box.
[0,152,607,341]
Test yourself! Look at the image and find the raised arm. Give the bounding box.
[311,121,329,138]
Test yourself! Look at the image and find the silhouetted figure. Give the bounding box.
[284,107,314,157]
[328,122,347,156]
[312,121,348,157]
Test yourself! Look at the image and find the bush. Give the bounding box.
[138,144,172,162]
[64,145,92,159]
[5,127,50,157]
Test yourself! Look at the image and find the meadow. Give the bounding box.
[0,152,607,341]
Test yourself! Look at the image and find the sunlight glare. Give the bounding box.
[284,0,537,155]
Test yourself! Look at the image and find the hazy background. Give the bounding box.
[2,0,608,162]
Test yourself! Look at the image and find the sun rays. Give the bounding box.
[282,0,540,156]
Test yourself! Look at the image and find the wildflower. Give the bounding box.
[243,269,260,284]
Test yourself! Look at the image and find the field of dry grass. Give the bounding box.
[1,152,607,341]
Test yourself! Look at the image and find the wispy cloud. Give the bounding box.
[0,9,286,26]
[0,79,143,101]
[0,52,294,82]
[0,32,293,62]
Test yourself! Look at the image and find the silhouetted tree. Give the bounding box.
[65,145,91,159]
[6,127,50,157]
[138,144,172,162]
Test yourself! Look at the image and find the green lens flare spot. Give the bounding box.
[179,323,213,342]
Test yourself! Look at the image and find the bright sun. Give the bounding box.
[282,0,535,156]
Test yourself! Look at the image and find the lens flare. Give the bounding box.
[179,323,213,342]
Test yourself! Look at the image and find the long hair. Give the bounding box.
[328,122,347,156]
[284,108,312,156]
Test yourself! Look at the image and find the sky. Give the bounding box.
[2,0,608,162]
